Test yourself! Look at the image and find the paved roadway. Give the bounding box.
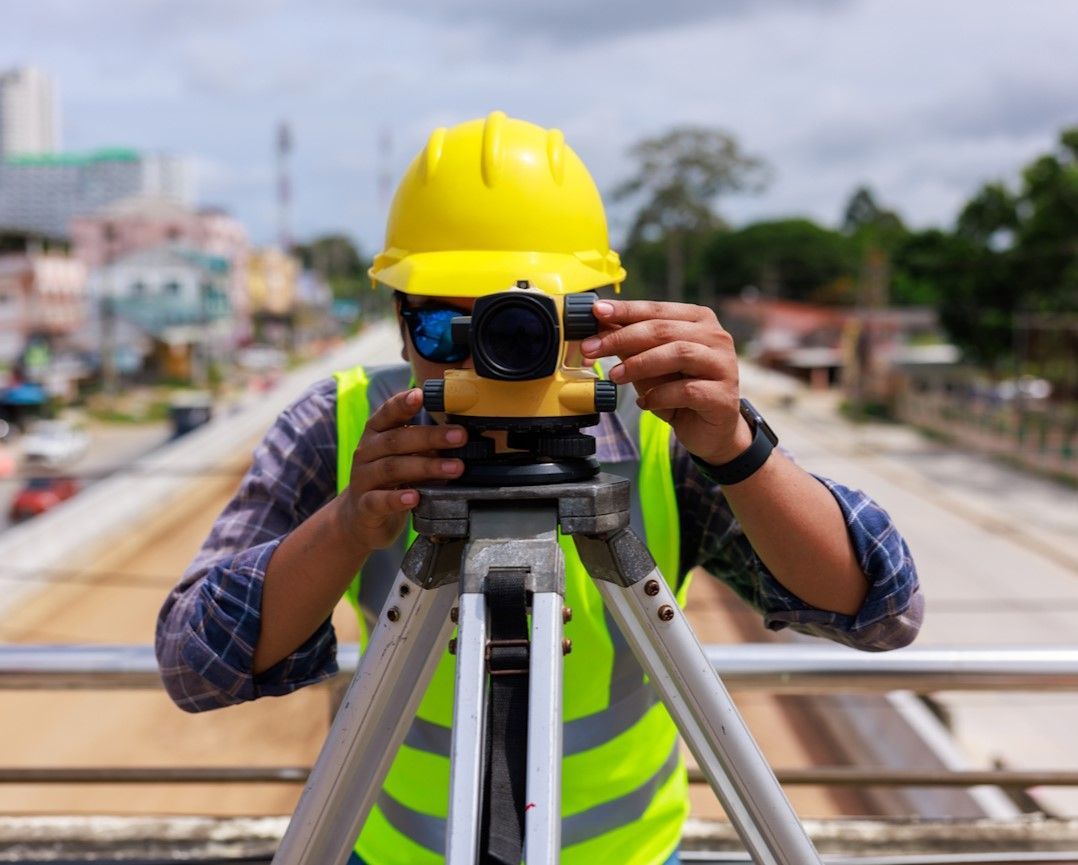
[739,365,1078,816]
[0,420,172,530]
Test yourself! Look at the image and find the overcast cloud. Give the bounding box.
[2,0,1076,250]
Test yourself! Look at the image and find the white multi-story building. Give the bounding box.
[0,66,58,157]
[0,149,192,238]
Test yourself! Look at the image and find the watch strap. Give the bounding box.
[703,400,776,485]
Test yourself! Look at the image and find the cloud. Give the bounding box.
[364,0,850,44]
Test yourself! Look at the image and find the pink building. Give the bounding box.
[0,252,87,364]
[71,196,251,340]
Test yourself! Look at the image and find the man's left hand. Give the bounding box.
[580,299,752,467]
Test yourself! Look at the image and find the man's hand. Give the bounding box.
[580,299,752,466]
[340,388,465,551]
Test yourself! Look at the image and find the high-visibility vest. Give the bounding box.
[335,364,690,865]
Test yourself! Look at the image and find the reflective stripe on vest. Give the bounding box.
[335,364,688,865]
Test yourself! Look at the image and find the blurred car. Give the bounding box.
[10,476,81,522]
[168,391,214,438]
[21,420,90,468]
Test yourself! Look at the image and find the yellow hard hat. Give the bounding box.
[369,111,625,297]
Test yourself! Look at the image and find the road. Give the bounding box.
[740,367,1078,816]
[0,420,171,530]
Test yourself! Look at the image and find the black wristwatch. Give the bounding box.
[705,398,779,485]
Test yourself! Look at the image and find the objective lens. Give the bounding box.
[482,303,553,375]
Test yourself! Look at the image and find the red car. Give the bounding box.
[10,476,81,522]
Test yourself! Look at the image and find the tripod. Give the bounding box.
[271,473,823,865]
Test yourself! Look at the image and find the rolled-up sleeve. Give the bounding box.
[155,380,342,712]
[677,444,923,651]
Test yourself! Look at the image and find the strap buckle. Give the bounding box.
[486,638,530,676]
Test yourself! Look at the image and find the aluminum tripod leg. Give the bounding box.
[272,537,458,865]
[578,529,824,865]
[445,503,565,865]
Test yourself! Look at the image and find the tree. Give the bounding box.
[612,126,769,302]
[705,219,857,304]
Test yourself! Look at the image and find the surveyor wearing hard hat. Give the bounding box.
[158,112,922,865]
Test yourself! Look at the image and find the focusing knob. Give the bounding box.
[594,380,618,412]
[535,433,596,458]
[563,292,600,341]
[422,380,445,413]
[449,435,496,460]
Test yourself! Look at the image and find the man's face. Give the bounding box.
[397,293,476,384]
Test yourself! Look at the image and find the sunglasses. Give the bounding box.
[399,298,471,364]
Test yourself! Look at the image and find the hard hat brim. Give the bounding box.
[369,250,626,298]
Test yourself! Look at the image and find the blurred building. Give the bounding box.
[245,247,298,346]
[0,251,86,365]
[81,246,233,384]
[72,196,249,341]
[0,66,58,157]
[0,149,192,239]
[720,297,957,392]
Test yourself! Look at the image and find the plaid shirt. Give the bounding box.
[156,374,922,712]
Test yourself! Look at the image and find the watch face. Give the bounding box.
[739,398,779,446]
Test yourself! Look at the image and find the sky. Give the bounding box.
[3,0,1076,251]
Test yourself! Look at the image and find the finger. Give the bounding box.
[355,488,420,523]
[636,378,731,414]
[582,319,728,361]
[362,454,464,491]
[630,372,681,398]
[365,388,423,433]
[593,299,716,327]
[360,423,466,463]
[607,344,729,388]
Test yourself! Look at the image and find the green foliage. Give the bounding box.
[705,219,857,304]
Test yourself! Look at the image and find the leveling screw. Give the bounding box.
[657,605,675,622]
[644,580,660,596]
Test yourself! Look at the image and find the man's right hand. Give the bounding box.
[340,387,466,551]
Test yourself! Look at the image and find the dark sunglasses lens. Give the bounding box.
[410,307,469,363]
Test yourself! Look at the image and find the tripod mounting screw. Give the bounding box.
[387,607,401,623]
[644,580,661,596]
[562,639,573,655]
[657,605,675,622]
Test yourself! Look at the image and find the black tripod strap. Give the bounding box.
[480,570,530,865]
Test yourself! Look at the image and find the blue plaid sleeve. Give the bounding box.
[676,443,922,651]
[155,379,343,712]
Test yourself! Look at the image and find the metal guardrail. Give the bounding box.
[4,643,1078,692]
[3,643,1078,792]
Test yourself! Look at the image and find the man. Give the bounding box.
[157,112,922,865]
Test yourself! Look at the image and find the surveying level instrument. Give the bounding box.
[422,282,618,487]
[271,473,824,864]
